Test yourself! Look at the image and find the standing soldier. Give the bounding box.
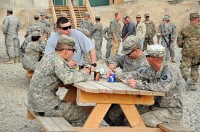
[109,12,121,56]
[177,13,200,91]
[2,9,20,64]
[40,11,51,39]
[157,15,176,63]
[90,15,103,61]
[103,26,112,59]
[136,14,146,50]
[143,13,156,50]
[121,17,129,41]
[79,12,93,36]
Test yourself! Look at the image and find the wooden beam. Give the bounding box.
[120,105,146,128]
[77,90,154,105]
[76,127,165,132]
[83,104,111,128]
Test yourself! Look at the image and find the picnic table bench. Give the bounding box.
[27,79,194,132]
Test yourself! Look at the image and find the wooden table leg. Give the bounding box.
[120,104,146,128]
[63,86,77,104]
[83,103,111,128]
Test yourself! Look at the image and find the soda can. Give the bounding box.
[108,73,116,82]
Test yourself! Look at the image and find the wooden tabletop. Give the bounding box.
[74,79,165,96]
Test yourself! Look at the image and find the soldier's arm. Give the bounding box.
[107,55,125,70]
[157,24,162,43]
[90,24,97,37]
[171,24,176,40]
[142,23,146,39]
[2,18,8,34]
[177,29,184,48]
[55,61,88,85]
[103,27,109,40]
[110,21,117,41]
[17,19,20,32]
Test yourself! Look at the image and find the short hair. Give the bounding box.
[95,18,100,21]
[7,11,13,15]
[56,43,69,51]
[34,17,39,20]
[115,12,119,17]
[56,17,69,28]
[125,16,130,20]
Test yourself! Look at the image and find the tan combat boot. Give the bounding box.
[14,57,20,63]
[4,59,14,64]
[171,57,176,63]
[4,58,10,63]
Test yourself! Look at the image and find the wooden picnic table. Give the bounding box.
[62,79,165,132]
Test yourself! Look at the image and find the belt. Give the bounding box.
[37,105,59,116]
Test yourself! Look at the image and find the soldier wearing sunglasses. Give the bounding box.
[45,17,97,69]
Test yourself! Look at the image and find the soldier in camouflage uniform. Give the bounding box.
[2,9,20,64]
[177,13,200,91]
[79,12,93,36]
[143,13,156,50]
[108,44,183,127]
[90,15,103,60]
[40,11,51,39]
[105,35,149,126]
[22,31,45,71]
[157,15,176,63]
[103,26,112,59]
[109,12,121,56]
[28,35,91,127]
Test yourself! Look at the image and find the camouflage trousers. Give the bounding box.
[144,36,154,50]
[6,36,20,59]
[161,39,175,60]
[106,39,112,59]
[39,101,88,127]
[179,56,199,85]
[105,105,182,127]
[21,56,39,71]
[94,39,103,60]
[111,40,120,57]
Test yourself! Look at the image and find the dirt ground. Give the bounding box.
[0,1,200,132]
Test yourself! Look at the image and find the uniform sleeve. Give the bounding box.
[141,23,146,39]
[171,24,176,39]
[90,24,97,37]
[152,22,156,36]
[107,55,125,68]
[2,18,8,34]
[177,29,184,48]
[103,27,108,40]
[55,60,87,84]
[110,21,115,34]
[157,24,162,40]
[17,19,20,32]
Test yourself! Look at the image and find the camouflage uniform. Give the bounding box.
[28,35,88,127]
[91,19,103,60]
[108,44,183,127]
[103,26,112,59]
[79,13,93,36]
[2,10,20,62]
[143,15,156,50]
[177,13,200,88]
[109,18,121,56]
[40,11,51,39]
[157,16,176,61]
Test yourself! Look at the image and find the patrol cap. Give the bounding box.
[190,13,199,19]
[40,10,45,16]
[121,35,140,55]
[146,44,165,57]
[136,14,141,18]
[163,15,170,20]
[57,35,77,50]
[7,9,13,12]
[34,15,39,19]
[32,31,41,37]
[95,15,100,19]
[76,28,90,37]
[84,12,90,17]
[46,14,52,18]
[144,13,149,17]
[61,12,67,17]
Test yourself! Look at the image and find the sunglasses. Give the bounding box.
[60,25,72,30]
[56,48,76,53]
[136,17,141,19]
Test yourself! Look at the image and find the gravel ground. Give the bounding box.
[0,32,200,132]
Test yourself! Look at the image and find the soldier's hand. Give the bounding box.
[114,37,118,43]
[82,67,91,76]
[108,64,116,72]
[127,79,137,88]
[67,60,78,68]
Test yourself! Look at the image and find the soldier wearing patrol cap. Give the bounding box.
[40,10,51,39]
[60,12,67,18]
[2,8,20,64]
[79,12,93,36]
[177,12,200,91]
[21,31,44,71]
[143,13,156,50]
[90,15,103,61]
[28,35,91,127]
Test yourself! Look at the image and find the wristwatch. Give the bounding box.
[91,63,97,67]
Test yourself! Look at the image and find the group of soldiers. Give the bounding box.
[1,7,200,128]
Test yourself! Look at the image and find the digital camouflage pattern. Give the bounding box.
[40,18,51,39]
[28,52,88,126]
[177,23,200,84]
[79,18,93,36]
[2,15,20,59]
[108,63,183,127]
[91,21,103,60]
[143,20,156,50]
[22,41,44,71]
[103,26,112,58]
